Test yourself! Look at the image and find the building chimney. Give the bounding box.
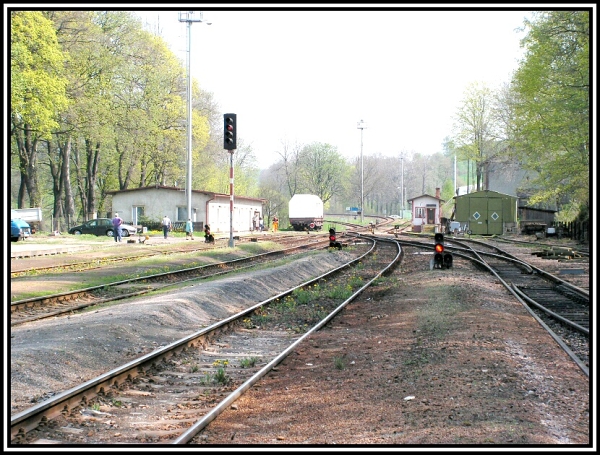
[435,187,441,199]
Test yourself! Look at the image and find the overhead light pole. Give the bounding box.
[178,11,210,223]
[401,155,404,218]
[357,119,366,223]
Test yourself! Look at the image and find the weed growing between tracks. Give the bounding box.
[198,360,231,386]
[248,270,366,333]
[333,356,347,370]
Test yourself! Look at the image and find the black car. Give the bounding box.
[68,218,137,237]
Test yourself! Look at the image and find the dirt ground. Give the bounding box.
[8,236,591,448]
[195,247,590,447]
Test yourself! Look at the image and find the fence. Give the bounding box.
[140,221,204,233]
[553,220,589,243]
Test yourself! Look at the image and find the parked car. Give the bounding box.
[447,221,462,234]
[11,218,32,242]
[68,218,137,237]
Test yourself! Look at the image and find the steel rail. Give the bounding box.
[11,238,379,442]
[375,233,589,377]
[173,238,402,444]
[459,242,589,377]
[511,285,589,335]
[11,238,330,309]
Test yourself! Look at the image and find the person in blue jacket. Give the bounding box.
[112,213,123,242]
[185,218,194,240]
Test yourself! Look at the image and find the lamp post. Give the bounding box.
[357,119,366,223]
[401,155,404,218]
[178,11,210,222]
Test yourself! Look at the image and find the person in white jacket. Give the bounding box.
[162,215,171,239]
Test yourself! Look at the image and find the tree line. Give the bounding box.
[10,10,589,230]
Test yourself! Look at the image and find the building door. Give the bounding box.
[469,198,488,235]
[426,207,436,225]
[487,198,503,235]
[133,206,144,225]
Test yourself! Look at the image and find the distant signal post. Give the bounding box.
[224,114,237,247]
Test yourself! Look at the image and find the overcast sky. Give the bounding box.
[132,6,538,169]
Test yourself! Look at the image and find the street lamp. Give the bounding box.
[400,155,404,218]
[178,11,210,223]
[357,119,366,223]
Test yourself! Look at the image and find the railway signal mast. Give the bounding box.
[433,233,453,269]
[329,227,342,250]
[224,114,237,247]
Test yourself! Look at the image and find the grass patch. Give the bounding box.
[251,270,366,332]
[240,356,260,368]
[333,356,346,370]
[214,367,229,384]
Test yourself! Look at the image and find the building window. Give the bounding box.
[415,207,425,218]
[133,206,144,225]
[177,206,187,221]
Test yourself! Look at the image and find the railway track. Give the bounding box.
[11,236,401,444]
[10,232,326,277]
[395,233,589,376]
[10,236,335,326]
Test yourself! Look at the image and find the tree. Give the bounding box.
[451,82,498,191]
[511,11,589,215]
[9,10,258,226]
[297,142,346,204]
[11,11,68,209]
[275,140,303,198]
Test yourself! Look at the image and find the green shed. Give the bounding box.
[454,190,518,235]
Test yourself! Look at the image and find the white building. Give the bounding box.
[108,186,265,233]
[406,187,444,233]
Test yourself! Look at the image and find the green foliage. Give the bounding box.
[214,367,229,384]
[291,286,316,305]
[298,142,347,204]
[512,11,589,210]
[199,372,213,385]
[11,11,68,135]
[333,356,346,370]
[251,313,270,327]
[10,10,588,226]
[10,10,228,220]
[451,82,499,191]
[324,283,354,300]
[239,356,260,368]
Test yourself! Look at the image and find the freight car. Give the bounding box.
[289,194,324,231]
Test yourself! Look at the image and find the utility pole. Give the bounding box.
[401,155,404,218]
[357,120,367,223]
[178,11,210,222]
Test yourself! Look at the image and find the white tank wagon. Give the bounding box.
[289,194,324,231]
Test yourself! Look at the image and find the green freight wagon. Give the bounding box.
[454,190,518,236]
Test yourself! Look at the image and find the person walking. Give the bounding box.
[162,215,171,239]
[185,218,194,240]
[259,216,264,232]
[252,213,259,232]
[272,216,279,232]
[112,212,123,243]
